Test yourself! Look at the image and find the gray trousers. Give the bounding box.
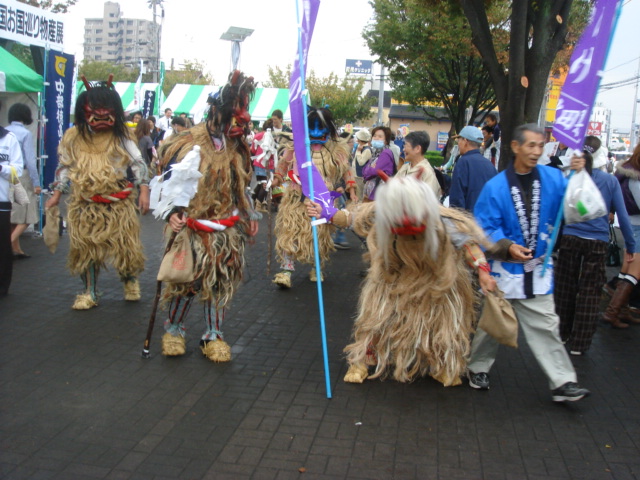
[468,294,577,390]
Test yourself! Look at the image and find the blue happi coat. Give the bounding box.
[473,165,567,299]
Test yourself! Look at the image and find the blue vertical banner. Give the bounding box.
[142,90,156,119]
[43,49,74,188]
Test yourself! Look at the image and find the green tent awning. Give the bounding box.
[0,46,43,93]
[162,84,291,122]
[76,81,161,115]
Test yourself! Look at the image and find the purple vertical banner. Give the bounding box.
[44,50,74,188]
[288,0,338,220]
[552,0,621,149]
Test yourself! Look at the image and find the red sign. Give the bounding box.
[587,121,602,136]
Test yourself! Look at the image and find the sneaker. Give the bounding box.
[551,382,590,402]
[468,371,490,390]
[334,241,351,250]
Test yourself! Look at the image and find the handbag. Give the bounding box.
[43,206,61,254]
[9,167,30,206]
[478,288,518,348]
[157,229,195,283]
[606,224,621,267]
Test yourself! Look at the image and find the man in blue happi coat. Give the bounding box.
[468,123,590,403]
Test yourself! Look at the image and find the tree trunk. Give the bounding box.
[460,0,575,171]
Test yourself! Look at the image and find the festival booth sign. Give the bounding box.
[76,81,161,116]
[161,84,291,124]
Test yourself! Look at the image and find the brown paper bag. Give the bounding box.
[478,289,518,348]
[157,230,194,283]
[43,206,60,254]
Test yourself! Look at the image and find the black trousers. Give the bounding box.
[0,204,13,295]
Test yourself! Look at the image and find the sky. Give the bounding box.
[61,0,640,131]
[594,0,640,132]
[63,0,376,85]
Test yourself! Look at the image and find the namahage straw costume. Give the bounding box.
[47,78,149,310]
[314,174,492,386]
[272,107,356,288]
[158,70,260,362]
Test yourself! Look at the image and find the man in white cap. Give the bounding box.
[449,125,497,212]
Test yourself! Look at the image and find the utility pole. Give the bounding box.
[630,56,640,150]
[148,0,164,83]
[377,65,385,126]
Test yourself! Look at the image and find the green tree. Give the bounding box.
[78,59,137,83]
[262,65,291,89]
[17,0,77,13]
[457,0,590,169]
[6,43,36,71]
[264,65,376,125]
[162,60,214,96]
[365,0,502,136]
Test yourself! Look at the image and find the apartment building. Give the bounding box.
[83,2,159,71]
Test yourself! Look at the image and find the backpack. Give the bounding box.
[433,167,451,197]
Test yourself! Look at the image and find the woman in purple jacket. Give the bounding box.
[361,126,396,201]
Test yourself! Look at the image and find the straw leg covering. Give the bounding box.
[123,278,141,301]
[274,189,334,267]
[162,332,186,356]
[201,339,231,362]
[344,363,368,383]
[72,264,99,310]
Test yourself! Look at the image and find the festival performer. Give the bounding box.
[306,173,495,386]
[157,70,260,362]
[45,78,149,310]
[271,106,357,288]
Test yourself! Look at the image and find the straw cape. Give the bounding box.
[274,140,350,265]
[158,123,252,306]
[339,176,491,386]
[57,128,146,309]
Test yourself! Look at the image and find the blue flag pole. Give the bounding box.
[295,0,332,399]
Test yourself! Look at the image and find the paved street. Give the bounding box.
[1,212,640,479]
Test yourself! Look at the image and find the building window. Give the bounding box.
[96,29,102,34]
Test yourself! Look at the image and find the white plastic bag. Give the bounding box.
[563,170,607,224]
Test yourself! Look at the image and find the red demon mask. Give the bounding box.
[83,103,116,131]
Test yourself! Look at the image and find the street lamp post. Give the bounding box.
[148,0,164,83]
[220,27,254,71]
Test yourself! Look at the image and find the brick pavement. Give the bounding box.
[1,213,639,479]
